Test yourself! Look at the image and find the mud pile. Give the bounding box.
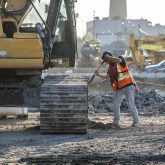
[89,89,165,114]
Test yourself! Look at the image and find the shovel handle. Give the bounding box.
[88,75,95,84]
[88,61,104,84]
[95,60,105,71]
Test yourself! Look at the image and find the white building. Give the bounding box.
[85,0,165,55]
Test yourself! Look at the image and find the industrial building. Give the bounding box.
[85,0,165,55]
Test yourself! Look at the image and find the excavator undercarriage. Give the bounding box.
[40,75,88,134]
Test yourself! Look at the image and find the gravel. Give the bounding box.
[89,88,165,115]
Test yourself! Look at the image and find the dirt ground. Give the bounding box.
[0,67,165,165]
[0,112,165,164]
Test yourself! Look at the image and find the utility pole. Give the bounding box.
[92,10,95,38]
[138,24,141,39]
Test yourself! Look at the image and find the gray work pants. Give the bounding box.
[113,85,139,124]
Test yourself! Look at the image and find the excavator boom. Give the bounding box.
[127,34,165,70]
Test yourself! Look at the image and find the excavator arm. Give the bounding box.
[0,0,35,24]
[129,34,165,66]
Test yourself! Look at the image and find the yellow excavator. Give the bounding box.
[126,34,165,71]
[0,0,88,134]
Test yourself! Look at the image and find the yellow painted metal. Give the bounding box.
[0,0,36,24]
[5,0,27,11]
[129,34,165,67]
[129,34,136,48]
[0,17,6,38]
[0,59,43,68]
[13,32,39,39]
[0,34,43,68]
[0,38,43,58]
[140,44,164,51]
[129,34,145,64]
[2,17,18,22]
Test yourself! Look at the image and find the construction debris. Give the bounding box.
[89,89,165,114]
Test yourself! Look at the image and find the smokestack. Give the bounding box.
[109,0,127,19]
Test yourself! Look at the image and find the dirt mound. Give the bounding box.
[88,120,114,130]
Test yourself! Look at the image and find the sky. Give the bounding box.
[75,0,165,37]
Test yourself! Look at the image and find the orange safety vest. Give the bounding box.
[108,63,134,92]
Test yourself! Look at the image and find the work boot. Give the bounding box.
[132,123,139,127]
[112,122,120,128]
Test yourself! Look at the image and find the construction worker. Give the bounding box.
[95,51,139,127]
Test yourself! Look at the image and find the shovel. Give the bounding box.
[88,61,104,84]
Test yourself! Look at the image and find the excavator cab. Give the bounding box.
[48,0,77,67]
[0,0,76,68]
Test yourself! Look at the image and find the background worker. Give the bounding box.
[95,51,139,127]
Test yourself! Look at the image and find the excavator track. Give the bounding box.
[40,74,88,134]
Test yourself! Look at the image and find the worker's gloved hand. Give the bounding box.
[94,70,99,76]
